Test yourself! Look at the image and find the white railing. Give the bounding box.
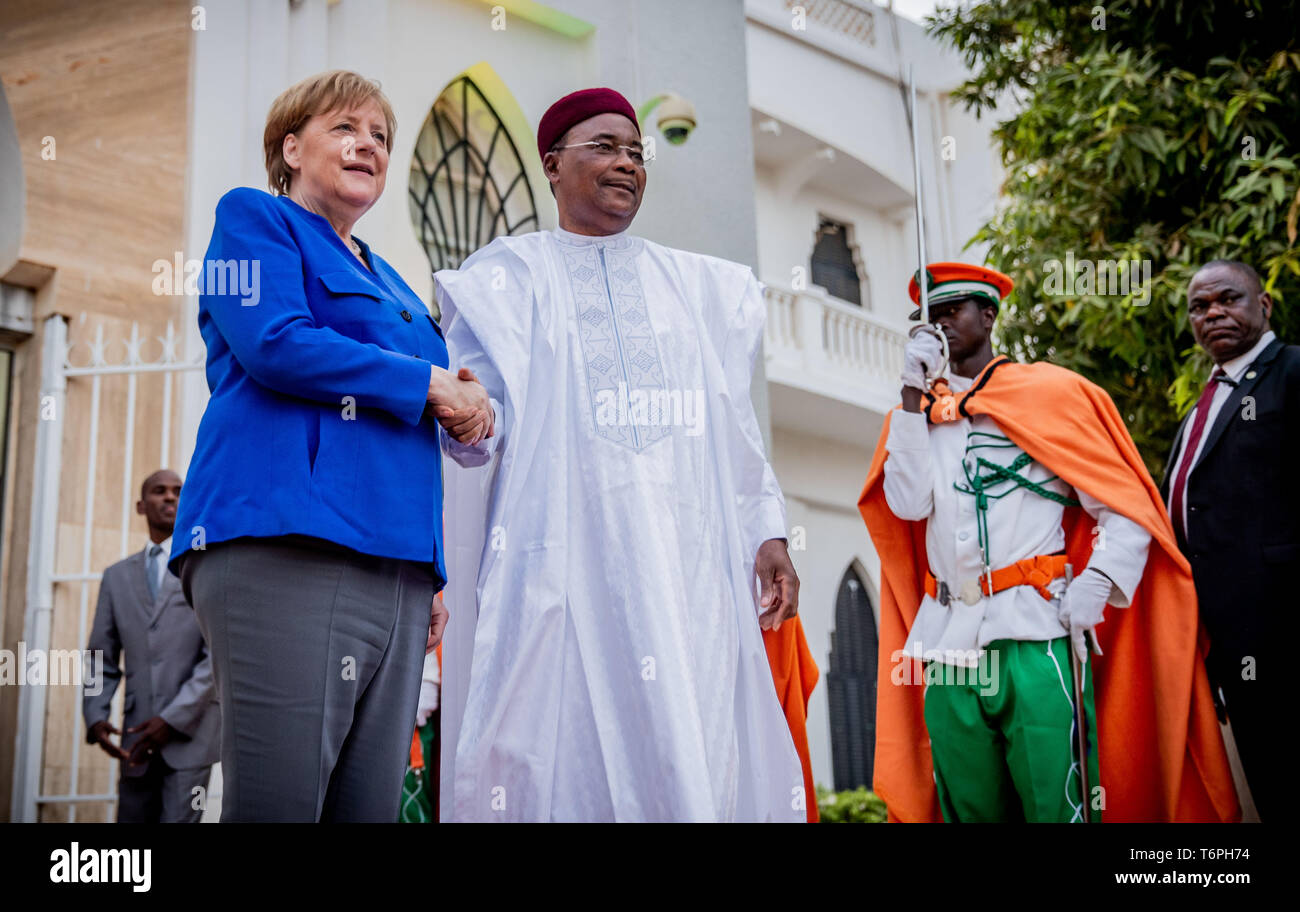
[14,316,212,823]
[782,0,877,46]
[763,283,906,410]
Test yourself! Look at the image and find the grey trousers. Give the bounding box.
[181,536,435,822]
[117,758,211,823]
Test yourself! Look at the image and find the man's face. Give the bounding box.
[137,470,181,534]
[545,113,646,230]
[927,296,994,365]
[1187,264,1272,364]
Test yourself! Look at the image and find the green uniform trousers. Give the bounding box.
[398,719,437,824]
[923,637,1100,822]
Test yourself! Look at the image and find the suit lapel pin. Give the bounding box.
[1245,370,1256,380]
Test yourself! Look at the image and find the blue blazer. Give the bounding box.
[171,188,448,585]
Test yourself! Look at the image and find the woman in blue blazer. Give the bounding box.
[171,70,492,822]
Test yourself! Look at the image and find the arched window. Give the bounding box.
[408,74,539,284]
[827,565,878,790]
[810,217,866,307]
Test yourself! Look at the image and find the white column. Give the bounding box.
[11,315,67,822]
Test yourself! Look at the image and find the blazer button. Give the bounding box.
[401,310,412,322]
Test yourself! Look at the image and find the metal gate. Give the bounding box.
[11,314,205,822]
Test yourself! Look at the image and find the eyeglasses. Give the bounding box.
[552,140,653,167]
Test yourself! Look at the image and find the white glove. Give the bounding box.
[1057,567,1112,663]
[416,679,439,726]
[901,329,944,391]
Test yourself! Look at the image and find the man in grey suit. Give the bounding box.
[83,469,220,823]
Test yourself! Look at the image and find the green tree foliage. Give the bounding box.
[816,785,888,822]
[930,0,1299,474]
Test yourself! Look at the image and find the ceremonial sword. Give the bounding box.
[1064,563,1092,823]
[906,64,949,380]
[907,65,975,593]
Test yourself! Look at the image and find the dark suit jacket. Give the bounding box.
[83,546,220,776]
[1159,336,1299,681]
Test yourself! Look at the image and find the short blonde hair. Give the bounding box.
[263,70,397,196]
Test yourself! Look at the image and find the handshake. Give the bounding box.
[428,366,495,446]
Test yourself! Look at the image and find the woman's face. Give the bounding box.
[283,97,390,215]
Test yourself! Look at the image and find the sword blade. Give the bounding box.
[908,65,929,326]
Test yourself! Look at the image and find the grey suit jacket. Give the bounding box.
[82,546,220,775]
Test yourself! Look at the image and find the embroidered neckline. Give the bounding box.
[552,226,637,251]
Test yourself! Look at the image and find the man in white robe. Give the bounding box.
[432,87,805,822]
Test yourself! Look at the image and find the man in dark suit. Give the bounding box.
[83,469,220,822]
[1159,259,1296,819]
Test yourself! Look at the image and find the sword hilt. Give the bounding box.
[907,323,950,389]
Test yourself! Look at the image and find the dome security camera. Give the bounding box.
[654,93,697,146]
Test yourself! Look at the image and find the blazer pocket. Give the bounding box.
[310,404,361,504]
[317,271,397,344]
[318,270,387,299]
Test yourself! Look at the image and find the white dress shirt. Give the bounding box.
[883,372,1152,666]
[1166,330,1275,532]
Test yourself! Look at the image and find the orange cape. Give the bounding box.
[764,619,820,822]
[857,357,1239,823]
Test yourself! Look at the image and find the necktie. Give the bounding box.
[1169,368,1226,539]
[147,543,163,601]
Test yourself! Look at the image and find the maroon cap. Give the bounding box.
[536,87,640,161]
